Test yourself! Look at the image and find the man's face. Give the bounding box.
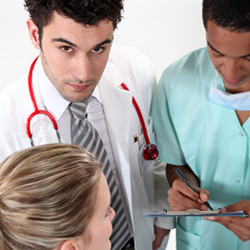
[206,20,250,93]
[28,12,114,102]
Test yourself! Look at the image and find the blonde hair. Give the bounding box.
[0,143,101,250]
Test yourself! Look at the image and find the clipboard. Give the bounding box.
[141,209,248,218]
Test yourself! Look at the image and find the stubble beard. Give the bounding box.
[40,51,96,103]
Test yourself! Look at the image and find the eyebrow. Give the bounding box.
[207,42,224,56]
[52,38,113,50]
[52,38,78,49]
[207,42,250,58]
[94,39,113,48]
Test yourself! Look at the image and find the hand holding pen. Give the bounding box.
[167,165,213,212]
[174,168,213,211]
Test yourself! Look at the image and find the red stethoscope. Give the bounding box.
[26,57,158,160]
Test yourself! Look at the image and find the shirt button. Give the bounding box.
[239,132,244,136]
[236,179,241,183]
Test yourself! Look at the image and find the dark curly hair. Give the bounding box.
[203,0,250,32]
[24,0,123,43]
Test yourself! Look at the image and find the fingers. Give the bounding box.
[168,179,209,211]
[222,218,250,242]
[196,188,210,202]
[224,200,250,214]
[153,226,170,250]
[152,234,163,250]
[168,188,202,211]
[204,200,250,242]
[204,216,250,242]
[173,179,198,200]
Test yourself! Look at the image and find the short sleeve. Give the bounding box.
[151,72,186,165]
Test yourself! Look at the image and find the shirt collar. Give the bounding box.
[38,59,70,121]
[91,84,102,104]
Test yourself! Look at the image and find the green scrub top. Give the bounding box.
[152,48,250,250]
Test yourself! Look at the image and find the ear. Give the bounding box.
[26,18,40,50]
[58,239,78,250]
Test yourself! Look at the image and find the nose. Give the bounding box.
[72,54,92,82]
[110,207,115,222]
[221,58,242,79]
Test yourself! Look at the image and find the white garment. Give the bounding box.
[39,60,132,232]
[0,45,174,250]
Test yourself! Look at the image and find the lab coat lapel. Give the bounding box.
[99,61,131,167]
[98,60,133,209]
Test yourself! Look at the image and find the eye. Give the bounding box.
[91,46,104,54]
[105,207,113,217]
[244,57,250,62]
[213,52,223,58]
[61,46,73,52]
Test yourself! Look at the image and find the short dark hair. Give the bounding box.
[203,0,250,32]
[24,0,123,43]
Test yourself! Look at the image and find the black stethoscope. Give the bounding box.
[26,57,158,160]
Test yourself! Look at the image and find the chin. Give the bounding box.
[107,240,111,250]
[224,80,247,88]
[62,93,92,103]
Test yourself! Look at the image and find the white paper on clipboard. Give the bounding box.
[141,209,248,218]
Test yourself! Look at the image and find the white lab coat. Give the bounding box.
[0,46,174,250]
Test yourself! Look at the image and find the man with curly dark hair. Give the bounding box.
[0,1,172,250]
[152,0,250,249]
[24,0,123,48]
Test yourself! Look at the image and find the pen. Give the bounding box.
[134,134,138,143]
[174,168,214,211]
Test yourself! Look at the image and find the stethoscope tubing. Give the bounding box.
[121,83,150,145]
[27,56,60,144]
[26,57,157,160]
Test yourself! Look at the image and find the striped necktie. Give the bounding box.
[70,101,130,250]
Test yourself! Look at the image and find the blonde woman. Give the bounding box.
[0,143,115,250]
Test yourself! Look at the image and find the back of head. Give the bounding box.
[0,143,101,250]
[203,0,250,32]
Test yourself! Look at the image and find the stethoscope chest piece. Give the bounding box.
[143,144,158,160]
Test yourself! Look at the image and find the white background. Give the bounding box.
[0,0,206,248]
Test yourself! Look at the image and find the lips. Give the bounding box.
[68,83,92,90]
[222,73,246,85]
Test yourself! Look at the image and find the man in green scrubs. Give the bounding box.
[152,0,250,249]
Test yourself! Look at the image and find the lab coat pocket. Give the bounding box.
[135,116,154,176]
[130,140,154,212]
[131,116,155,211]
[141,153,154,212]
[140,119,155,212]
[177,221,201,250]
[131,133,153,176]
[138,142,152,176]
